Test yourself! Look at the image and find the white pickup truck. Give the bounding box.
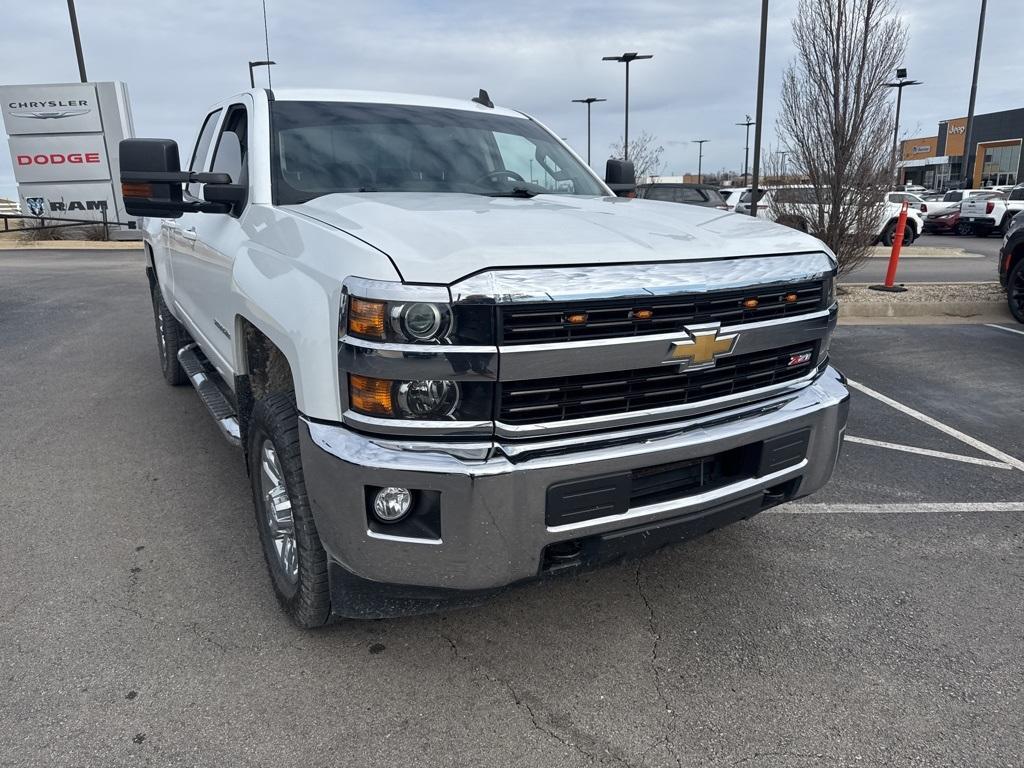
[959,185,1024,237]
[119,89,848,626]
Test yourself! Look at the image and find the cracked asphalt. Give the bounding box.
[1,249,1022,767]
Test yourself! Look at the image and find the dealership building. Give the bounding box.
[899,107,1023,190]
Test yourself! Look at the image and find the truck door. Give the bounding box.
[166,108,221,339]
[177,100,253,377]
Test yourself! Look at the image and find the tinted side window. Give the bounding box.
[643,187,676,201]
[1010,188,1024,201]
[187,109,222,198]
[677,188,708,202]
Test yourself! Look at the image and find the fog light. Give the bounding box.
[372,487,413,523]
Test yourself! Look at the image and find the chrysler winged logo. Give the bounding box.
[10,108,90,120]
[665,324,738,371]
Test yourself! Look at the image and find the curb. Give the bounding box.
[838,301,1011,324]
[0,240,143,250]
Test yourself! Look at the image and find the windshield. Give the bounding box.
[270,101,606,204]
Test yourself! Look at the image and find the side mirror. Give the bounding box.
[119,138,232,218]
[605,159,636,197]
[204,132,247,215]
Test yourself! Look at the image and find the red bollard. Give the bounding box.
[870,200,909,293]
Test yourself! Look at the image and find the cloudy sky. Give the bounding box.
[1,0,1021,198]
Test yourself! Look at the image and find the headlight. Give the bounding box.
[348,374,492,421]
[392,302,448,341]
[344,295,493,345]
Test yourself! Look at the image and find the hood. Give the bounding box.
[284,192,826,284]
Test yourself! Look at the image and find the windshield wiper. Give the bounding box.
[481,187,540,198]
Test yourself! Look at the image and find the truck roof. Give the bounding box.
[239,87,528,118]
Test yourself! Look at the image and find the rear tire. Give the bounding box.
[248,392,333,628]
[956,220,974,236]
[880,221,912,247]
[151,286,188,386]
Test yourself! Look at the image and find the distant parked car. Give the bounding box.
[923,208,961,235]
[887,191,928,212]
[998,210,1024,323]
[636,183,729,209]
[893,183,927,194]
[719,188,747,210]
[920,188,993,217]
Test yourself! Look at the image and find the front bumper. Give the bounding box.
[299,366,849,610]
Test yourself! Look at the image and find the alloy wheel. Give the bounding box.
[258,439,298,583]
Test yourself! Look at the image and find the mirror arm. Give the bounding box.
[120,171,233,185]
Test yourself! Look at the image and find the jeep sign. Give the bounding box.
[1,81,134,223]
[8,135,110,183]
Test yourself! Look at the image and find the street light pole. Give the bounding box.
[693,140,709,184]
[248,60,276,88]
[750,0,769,217]
[571,97,607,165]
[736,115,755,183]
[962,0,988,187]
[66,0,88,82]
[602,52,653,161]
[885,68,922,184]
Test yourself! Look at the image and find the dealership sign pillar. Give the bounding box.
[1,82,134,223]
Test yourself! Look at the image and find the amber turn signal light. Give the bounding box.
[348,374,394,417]
[784,293,799,303]
[566,312,588,325]
[742,298,759,309]
[632,309,654,320]
[348,297,386,340]
[121,182,152,198]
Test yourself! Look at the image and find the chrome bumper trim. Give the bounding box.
[298,366,849,591]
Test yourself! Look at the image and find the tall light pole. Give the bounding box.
[602,52,653,161]
[693,140,709,184]
[750,0,769,217]
[248,60,276,88]
[885,68,922,184]
[66,0,87,82]
[571,97,607,165]
[962,0,987,187]
[736,115,755,183]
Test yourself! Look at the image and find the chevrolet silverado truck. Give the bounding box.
[119,89,849,627]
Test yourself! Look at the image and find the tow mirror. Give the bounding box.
[605,159,636,197]
[203,133,247,215]
[119,138,231,218]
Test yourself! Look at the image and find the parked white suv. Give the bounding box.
[735,185,923,246]
[118,88,848,626]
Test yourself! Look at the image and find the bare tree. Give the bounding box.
[609,131,664,182]
[772,0,908,276]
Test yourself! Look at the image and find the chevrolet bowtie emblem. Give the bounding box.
[667,325,738,370]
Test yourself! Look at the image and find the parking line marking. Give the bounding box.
[844,435,1013,469]
[847,378,1024,473]
[774,502,1024,515]
[985,323,1024,337]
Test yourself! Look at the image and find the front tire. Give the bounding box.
[248,392,332,628]
[956,220,974,236]
[1007,259,1024,325]
[151,286,188,386]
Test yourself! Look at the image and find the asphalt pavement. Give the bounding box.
[2,249,1023,768]
[842,234,1003,284]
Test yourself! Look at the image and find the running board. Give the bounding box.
[177,344,241,447]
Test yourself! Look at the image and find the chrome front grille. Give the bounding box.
[498,280,825,345]
[498,343,818,425]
